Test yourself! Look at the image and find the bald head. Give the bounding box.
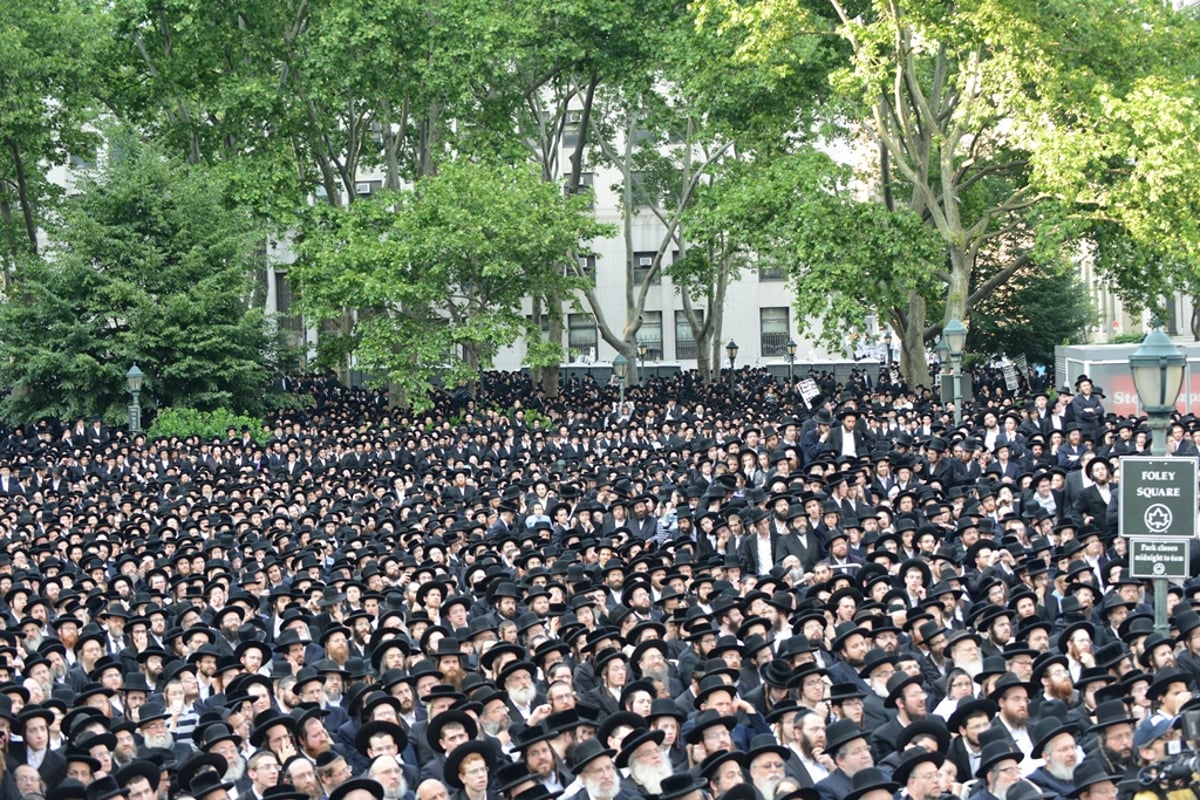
[417,779,450,800]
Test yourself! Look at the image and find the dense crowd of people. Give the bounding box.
[0,365,1194,800]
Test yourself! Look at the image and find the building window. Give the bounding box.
[526,314,552,337]
[563,111,585,148]
[568,313,597,358]
[761,307,790,356]
[675,310,703,360]
[629,171,657,208]
[758,259,786,281]
[636,312,663,360]
[355,180,383,197]
[633,251,661,286]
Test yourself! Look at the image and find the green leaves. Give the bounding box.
[293,160,609,408]
[0,136,273,421]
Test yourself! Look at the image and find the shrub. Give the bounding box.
[147,407,267,443]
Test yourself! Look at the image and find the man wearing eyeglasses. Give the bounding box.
[893,747,945,800]
[747,734,791,800]
[815,720,874,800]
[970,741,1023,800]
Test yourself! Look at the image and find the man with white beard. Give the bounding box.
[136,702,194,768]
[632,641,674,694]
[564,739,629,800]
[615,728,670,799]
[198,723,250,797]
[946,631,985,680]
[1027,718,1078,800]
[747,734,792,800]
[500,661,544,723]
[368,755,410,800]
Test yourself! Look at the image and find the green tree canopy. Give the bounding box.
[293,160,609,409]
[0,136,274,422]
[966,262,1098,366]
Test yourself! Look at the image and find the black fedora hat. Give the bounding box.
[569,738,616,773]
[615,727,666,768]
[892,746,945,785]
[745,733,790,765]
[698,749,745,781]
[1031,717,1078,760]
[1147,666,1191,701]
[947,696,998,731]
[329,779,384,800]
[427,709,479,753]
[844,767,900,800]
[249,708,297,748]
[444,740,494,789]
[1068,758,1121,797]
[896,719,951,753]
[884,671,923,707]
[114,761,160,793]
[824,719,868,755]
[659,773,707,800]
[987,671,1033,702]
[178,753,232,800]
[976,740,1023,778]
[683,709,736,745]
[84,777,128,800]
[354,720,408,756]
[1088,699,1137,733]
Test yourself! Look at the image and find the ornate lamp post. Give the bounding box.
[725,340,738,391]
[786,339,797,384]
[637,343,647,383]
[1128,324,1186,635]
[1129,325,1186,457]
[943,318,967,424]
[613,353,628,410]
[126,364,145,434]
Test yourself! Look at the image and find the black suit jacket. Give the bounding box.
[8,746,67,791]
[737,532,780,575]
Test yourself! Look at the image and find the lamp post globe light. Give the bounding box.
[941,317,967,424]
[1128,325,1186,457]
[126,363,145,434]
[613,353,628,410]
[725,340,738,390]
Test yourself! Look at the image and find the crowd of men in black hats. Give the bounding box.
[0,364,1198,800]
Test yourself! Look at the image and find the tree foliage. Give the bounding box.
[292,160,609,409]
[0,0,101,266]
[966,262,1098,366]
[694,0,1200,383]
[0,137,273,422]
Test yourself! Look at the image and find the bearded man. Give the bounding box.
[617,729,670,798]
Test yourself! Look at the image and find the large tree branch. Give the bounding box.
[966,254,1031,307]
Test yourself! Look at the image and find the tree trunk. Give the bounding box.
[898,292,930,387]
[945,247,970,324]
[543,296,562,398]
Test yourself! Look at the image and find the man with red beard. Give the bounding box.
[989,672,1035,760]
[1029,653,1076,719]
[1059,621,1096,682]
[432,639,467,691]
[321,624,352,668]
